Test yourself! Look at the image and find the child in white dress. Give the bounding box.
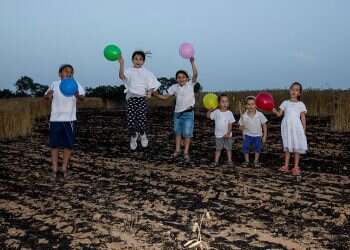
[273,82,307,176]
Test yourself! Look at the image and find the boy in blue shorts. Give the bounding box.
[239,96,268,167]
[44,64,85,179]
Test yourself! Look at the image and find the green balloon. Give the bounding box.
[104,44,121,61]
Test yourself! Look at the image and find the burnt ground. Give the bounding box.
[0,107,349,249]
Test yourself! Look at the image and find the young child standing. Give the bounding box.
[118,51,161,150]
[207,94,236,167]
[273,82,307,176]
[44,64,85,179]
[239,96,268,167]
[154,58,198,162]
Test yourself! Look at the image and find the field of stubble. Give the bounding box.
[0,107,349,249]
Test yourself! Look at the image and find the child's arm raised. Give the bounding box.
[190,57,198,84]
[301,112,306,133]
[118,56,126,81]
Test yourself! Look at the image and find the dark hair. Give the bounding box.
[175,70,189,79]
[218,93,229,102]
[245,95,256,104]
[290,81,303,100]
[132,51,146,61]
[59,64,74,74]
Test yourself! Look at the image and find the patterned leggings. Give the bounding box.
[127,97,147,136]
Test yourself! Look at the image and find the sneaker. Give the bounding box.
[279,165,289,172]
[140,133,149,148]
[241,161,249,168]
[291,166,301,176]
[130,134,138,150]
[254,161,261,168]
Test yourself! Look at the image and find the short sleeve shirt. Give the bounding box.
[210,110,236,138]
[166,81,195,113]
[239,111,267,137]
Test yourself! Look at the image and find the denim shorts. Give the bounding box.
[174,111,194,138]
[242,135,262,153]
[49,121,76,149]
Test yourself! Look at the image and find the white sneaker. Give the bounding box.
[130,133,139,150]
[140,133,149,148]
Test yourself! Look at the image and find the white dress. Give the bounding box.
[280,100,308,154]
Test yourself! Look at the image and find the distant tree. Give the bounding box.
[157,77,203,94]
[86,85,126,103]
[14,76,48,97]
[0,89,15,98]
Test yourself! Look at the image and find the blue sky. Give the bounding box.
[0,0,349,91]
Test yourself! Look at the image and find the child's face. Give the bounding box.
[132,55,145,68]
[246,99,256,112]
[219,96,229,110]
[176,73,189,86]
[59,67,73,79]
[290,84,301,100]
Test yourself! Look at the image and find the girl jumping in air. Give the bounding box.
[273,82,307,176]
[118,51,161,150]
[154,57,198,162]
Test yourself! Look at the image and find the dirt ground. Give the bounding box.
[0,107,349,249]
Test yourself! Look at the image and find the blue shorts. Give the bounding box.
[242,135,262,153]
[49,121,76,149]
[174,111,194,138]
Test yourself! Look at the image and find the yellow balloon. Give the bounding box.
[203,93,218,110]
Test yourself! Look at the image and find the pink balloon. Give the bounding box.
[179,42,195,59]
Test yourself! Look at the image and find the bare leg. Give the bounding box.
[175,135,182,154]
[244,153,249,163]
[184,138,191,155]
[294,153,300,167]
[227,150,232,163]
[254,153,260,162]
[284,152,290,167]
[215,150,221,164]
[62,149,72,174]
[51,149,59,173]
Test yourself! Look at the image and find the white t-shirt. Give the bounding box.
[123,67,161,99]
[239,111,267,137]
[45,80,85,122]
[210,109,236,138]
[166,81,195,113]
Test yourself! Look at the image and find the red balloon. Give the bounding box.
[256,92,275,112]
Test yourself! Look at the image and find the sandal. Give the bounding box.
[172,151,180,159]
[184,154,190,162]
[291,166,301,176]
[279,165,289,172]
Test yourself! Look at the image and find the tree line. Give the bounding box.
[0,76,202,101]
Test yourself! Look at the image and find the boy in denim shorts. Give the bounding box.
[239,96,268,167]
